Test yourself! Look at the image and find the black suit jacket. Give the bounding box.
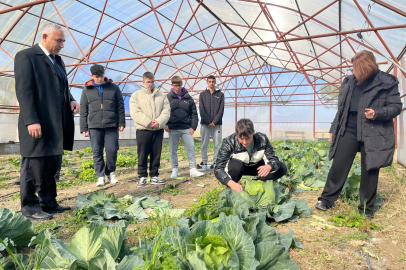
[15,44,75,157]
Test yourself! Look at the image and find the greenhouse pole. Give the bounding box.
[394,66,398,149]
[235,77,237,127]
[314,86,316,140]
[270,66,272,140]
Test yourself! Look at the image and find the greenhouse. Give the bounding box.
[0,0,405,269]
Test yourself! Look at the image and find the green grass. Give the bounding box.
[329,211,383,230]
[184,187,224,217]
[11,192,21,201]
[132,209,179,240]
[161,183,188,196]
[339,231,371,242]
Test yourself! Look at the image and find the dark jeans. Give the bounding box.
[227,158,287,182]
[319,135,380,215]
[136,129,164,177]
[89,128,119,177]
[20,156,60,216]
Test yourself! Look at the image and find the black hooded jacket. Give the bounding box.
[329,70,402,170]
[80,78,126,132]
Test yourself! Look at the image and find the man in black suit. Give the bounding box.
[15,23,79,220]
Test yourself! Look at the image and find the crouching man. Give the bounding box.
[214,118,287,193]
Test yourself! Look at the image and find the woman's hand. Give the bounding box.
[330,133,333,141]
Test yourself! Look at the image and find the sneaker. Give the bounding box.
[137,177,147,188]
[314,200,334,211]
[96,176,105,186]
[107,172,118,184]
[151,176,165,185]
[170,168,179,179]
[197,162,205,169]
[190,168,204,177]
[200,165,208,172]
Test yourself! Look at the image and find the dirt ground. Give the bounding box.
[1,146,405,270]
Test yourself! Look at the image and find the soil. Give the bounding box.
[1,145,405,269]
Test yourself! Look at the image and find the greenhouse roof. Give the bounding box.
[0,0,405,108]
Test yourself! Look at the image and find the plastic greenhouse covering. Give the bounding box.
[0,0,404,164]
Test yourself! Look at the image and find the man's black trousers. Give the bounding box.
[136,129,164,177]
[228,159,287,182]
[20,155,60,216]
[319,135,380,215]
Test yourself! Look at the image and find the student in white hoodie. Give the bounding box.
[129,72,170,187]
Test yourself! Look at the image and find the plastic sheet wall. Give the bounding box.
[396,57,406,167]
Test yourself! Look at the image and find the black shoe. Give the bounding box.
[24,211,53,220]
[42,205,71,214]
[197,162,205,169]
[315,200,334,211]
[360,212,374,220]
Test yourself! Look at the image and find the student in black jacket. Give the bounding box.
[215,119,287,193]
[198,75,224,171]
[80,64,125,186]
[165,76,204,178]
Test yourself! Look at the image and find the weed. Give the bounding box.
[339,231,370,242]
[184,187,224,217]
[133,209,178,240]
[0,182,7,189]
[80,160,94,170]
[34,221,58,232]
[116,155,137,167]
[7,157,21,171]
[161,184,187,196]
[330,211,383,230]
[0,237,48,270]
[84,147,93,153]
[11,192,20,201]
[79,168,97,182]
[61,155,72,166]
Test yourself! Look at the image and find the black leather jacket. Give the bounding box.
[214,132,281,185]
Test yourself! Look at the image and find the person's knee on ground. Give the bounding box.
[227,158,245,183]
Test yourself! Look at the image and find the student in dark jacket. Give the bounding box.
[165,76,204,178]
[315,50,402,218]
[80,64,125,186]
[198,75,224,171]
[15,23,79,220]
[215,118,287,193]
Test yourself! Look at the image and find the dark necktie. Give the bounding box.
[49,54,65,79]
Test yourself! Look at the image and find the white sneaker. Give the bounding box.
[190,168,204,177]
[137,177,147,188]
[96,176,105,186]
[151,176,165,185]
[170,168,179,179]
[108,172,118,184]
